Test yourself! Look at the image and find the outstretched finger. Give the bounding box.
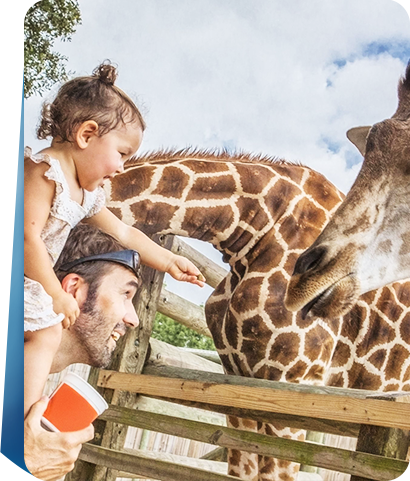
[184,274,206,287]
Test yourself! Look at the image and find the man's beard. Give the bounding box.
[71,288,116,368]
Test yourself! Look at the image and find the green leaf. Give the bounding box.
[24,0,82,98]
[152,312,216,350]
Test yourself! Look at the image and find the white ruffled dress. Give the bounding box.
[24,147,106,332]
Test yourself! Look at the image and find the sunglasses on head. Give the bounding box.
[59,250,141,277]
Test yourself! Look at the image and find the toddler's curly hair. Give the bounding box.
[37,60,146,142]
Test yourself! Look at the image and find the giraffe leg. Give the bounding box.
[227,416,259,480]
[258,423,305,481]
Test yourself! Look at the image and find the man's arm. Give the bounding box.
[24,396,94,481]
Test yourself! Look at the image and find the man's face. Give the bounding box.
[72,265,139,367]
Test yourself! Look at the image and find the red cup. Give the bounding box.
[41,372,108,432]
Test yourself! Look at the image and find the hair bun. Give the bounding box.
[93,61,118,85]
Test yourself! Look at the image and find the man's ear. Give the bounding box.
[75,120,99,149]
[61,273,88,306]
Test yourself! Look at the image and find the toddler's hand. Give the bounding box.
[167,255,206,287]
[53,290,80,329]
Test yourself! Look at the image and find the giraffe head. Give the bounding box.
[285,60,410,320]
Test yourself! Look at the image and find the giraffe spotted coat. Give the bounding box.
[105,150,410,481]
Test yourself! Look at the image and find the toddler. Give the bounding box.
[24,62,205,418]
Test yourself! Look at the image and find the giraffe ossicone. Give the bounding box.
[106,148,410,481]
[285,60,410,320]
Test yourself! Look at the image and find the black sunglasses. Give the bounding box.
[59,250,141,277]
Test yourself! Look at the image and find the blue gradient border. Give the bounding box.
[0,16,24,480]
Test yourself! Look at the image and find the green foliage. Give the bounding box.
[24,0,82,98]
[152,312,216,351]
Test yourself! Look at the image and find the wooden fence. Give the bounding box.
[48,234,409,481]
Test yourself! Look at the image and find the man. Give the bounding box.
[24,224,141,480]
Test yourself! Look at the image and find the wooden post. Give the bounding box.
[67,234,174,481]
[157,288,211,337]
[351,393,410,481]
[147,338,223,373]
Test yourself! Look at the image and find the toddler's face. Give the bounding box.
[76,121,143,191]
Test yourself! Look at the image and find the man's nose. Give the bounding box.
[124,304,139,328]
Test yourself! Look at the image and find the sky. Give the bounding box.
[23,0,410,306]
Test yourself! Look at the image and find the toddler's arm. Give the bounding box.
[85,207,206,287]
[24,160,80,327]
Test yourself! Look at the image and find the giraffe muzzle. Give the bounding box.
[299,273,360,320]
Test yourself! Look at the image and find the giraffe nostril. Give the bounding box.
[293,246,327,276]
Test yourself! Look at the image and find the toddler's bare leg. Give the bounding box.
[24,323,63,419]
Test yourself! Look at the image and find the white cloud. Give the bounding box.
[24,0,410,304]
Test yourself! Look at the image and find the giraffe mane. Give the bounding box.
[126,147,305,168]
[393,59,410,120]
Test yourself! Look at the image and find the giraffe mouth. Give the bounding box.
[300,273,357,320]
[301,287,334,320]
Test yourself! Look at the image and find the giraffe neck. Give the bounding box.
[106,152,342,269]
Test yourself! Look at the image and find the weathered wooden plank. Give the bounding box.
[169,235,228,288]
[118,464,323,481]
[102,403,223,428]
[148,338,223,373]
[352,394,410,481]
[157,288,211,337]
[89,409,409,480]
[141,365,385,399]
[79,443,245,481]
[97,370,410,430]
[141,365,360,436]
[178,347,222,364]
[201,447,228,462]
[103,396,360,437]
[117,470,325,481]
[134,395,226,426]
[301,431,325,473]
[138,394,360,437]
[116,446,228,475]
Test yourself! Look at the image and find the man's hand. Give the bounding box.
[24,396,94,481]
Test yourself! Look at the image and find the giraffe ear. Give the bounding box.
[346,126,372,157]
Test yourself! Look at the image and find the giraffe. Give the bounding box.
[105,149,410,481]
[285,61,410,321]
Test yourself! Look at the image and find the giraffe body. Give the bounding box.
[285,61,410,321]
[106,150,410,480]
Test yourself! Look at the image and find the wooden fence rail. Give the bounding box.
[97,407,407,481]
[94,367,409,480]
[157,288,210,337]
[98,368,410,431]
[79,444,242,481]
